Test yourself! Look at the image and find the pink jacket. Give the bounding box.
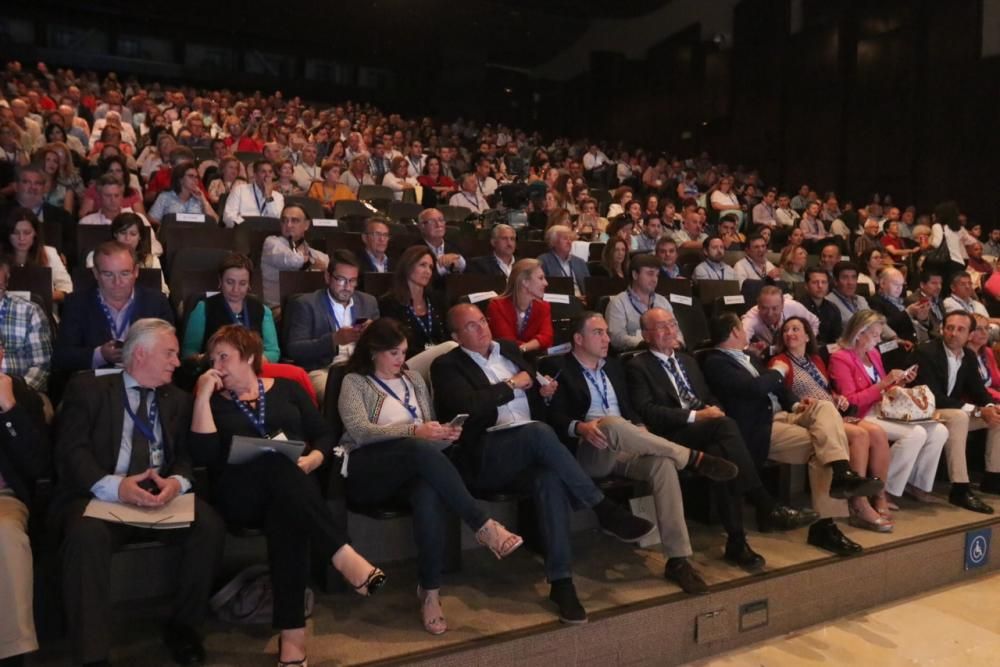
[828,348,886,418]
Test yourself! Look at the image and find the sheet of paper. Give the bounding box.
[84,493,195,529]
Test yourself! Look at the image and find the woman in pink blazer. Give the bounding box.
[828,310,947,511]
[486,258,554,354]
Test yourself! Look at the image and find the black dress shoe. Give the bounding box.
[756,505,820,533]
[593,499,655,543]
[664,559,709,594]
[163,623,206,665]
[949,490,995,515]
[723,540,765,571]
[829,469,884,499]
[689,452,739,482]
[549,578,588,624]
[807,520,863,556]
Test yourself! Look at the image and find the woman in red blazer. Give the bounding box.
[486,258,554,353]
[828,309,947,508]
[968,314,1000,401]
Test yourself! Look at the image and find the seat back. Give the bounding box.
[77,225,111,267]
[323,364,349,428]
[584,276,627,307]
[284,195,325,221]
[387,201,424,223]
[279,270,326,306]
[357,184,393,202]
[361,272,394,299]
[8,265,53,317]
[673,302,711,350]
[437,205,471,224]
[237,216,281,233]
[445,273,506,306]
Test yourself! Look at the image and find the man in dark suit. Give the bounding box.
[538,225,589,298]
[359,217,391,274]
[701,311,879,557]
[868,267,924,346]
[431,303,653,625]
[54,319,224,666]
[53,241,175,375]
[284,249,380,400]
[796,268,843,345]
[467,223,517,278]
[414,208,466,289]
[914,310,1000,513]
[547,312,738,593]
[0,373,47,665]
[0,164,76,256]
[627,307,845,567]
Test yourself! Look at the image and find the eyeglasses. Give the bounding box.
[330,275,358,287]
[365,231,390,239]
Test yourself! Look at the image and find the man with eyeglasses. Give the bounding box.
[54,240,174,374]
[431,303,655,624]
[359,218,392,273]
[285,250,379,400]
[413,208,466,288]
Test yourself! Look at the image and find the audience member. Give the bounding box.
[486,258,554,354]
[0,255,53,392]
[339,318,521,634]
[448,173,489,213]
[306,161,355,210]
[147,161,219,225]
[692,235,737,281]
[741,285,819,356]
[181,253,279,362]
[359,217,392,273]
[467,223,517,277]
[259,204,330,310]
[430,303,653,624]
[655,236,682,279]
[538,225,589,298]
[0,207,73,302]
[378,246,448,358]
[733,234,781,284]
[222,160,284,227]
[190,325,383,666]
[55,319,224,666]
[54,241,174,373]
[606,254,677,352]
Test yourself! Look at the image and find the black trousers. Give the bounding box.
[59,496,224,664]
[659,416,765,540]
[213,453,347,630]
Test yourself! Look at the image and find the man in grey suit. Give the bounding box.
[538,225,590,299]
[283,250,380,400]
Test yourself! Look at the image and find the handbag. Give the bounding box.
[210,564,314,625]
[879,384,936,421]
[922,226,952,267]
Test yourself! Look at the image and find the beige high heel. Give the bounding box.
[475,519,524,559]
[418,586,447,635]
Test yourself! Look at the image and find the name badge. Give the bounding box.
[723,295,745,305]
[543,293,570,304]
[175,213,206,223]
[669,293,693,306]
[467,291,498,304]
[878,340,899,354]
[841,255,850,262]
[312,218,338,227]
[205,291,220,297]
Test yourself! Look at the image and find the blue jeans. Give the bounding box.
[347,438,489,590]
[470,422,604,582]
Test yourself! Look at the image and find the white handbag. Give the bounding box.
[879,385,936,421]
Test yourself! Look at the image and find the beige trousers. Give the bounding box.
[935,408,1000,484]
[575,416,692,558]
[770,400,850,518]
[0,492,37,660]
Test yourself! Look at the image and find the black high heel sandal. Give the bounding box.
[351,567,387,597]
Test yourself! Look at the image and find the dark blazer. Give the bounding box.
[378,290,447,358]
[538,251,590,290]
[53,373,193,510]
[625,350,718,435]
[547,354,640,449]
[359,251,390,274]
[0,378,48,504]
[284,288,380,370]
[796,295,843,345]
[702,348,794,465]
[54,286,176,373]
[411,239,466,290]
[430,340,543,474]
[913,340,993,408]
[869,294,918,343]
[467,254,514,276]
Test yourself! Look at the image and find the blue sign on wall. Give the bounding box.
[965,528,991,571]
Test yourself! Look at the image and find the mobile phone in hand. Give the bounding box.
[448,414,469,428]
[354,318,368,327]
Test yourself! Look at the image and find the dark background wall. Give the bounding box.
[3,0,999,223]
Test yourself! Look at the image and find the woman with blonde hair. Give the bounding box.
[828,310,947,510]
[486,258,554,354]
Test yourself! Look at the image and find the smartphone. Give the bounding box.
[535,372,550,386]
[448,414,470,428]
[354,318,368,327]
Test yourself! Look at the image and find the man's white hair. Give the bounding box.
[122,318,175,367]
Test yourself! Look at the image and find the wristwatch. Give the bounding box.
[505,378,516,390]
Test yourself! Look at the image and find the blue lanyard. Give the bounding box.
[228,378,268,437]
[832,291,858,314]
[978,352,991,385]
[123,385,159,446]
[627,290,653,317]
[789,354,829,391]
[517,301,533,338]
[407,300,435,340]
[581,366,610,409]
[370,375,419,420]
[252,184,267,214]
[98,293,134,341]
[325,294,348,330]
[706,261,727,281]
[746,259,767,279]
[224,299,248,328]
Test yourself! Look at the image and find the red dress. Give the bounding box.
[486,296,554,349]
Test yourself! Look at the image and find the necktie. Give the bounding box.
[128,387,151,474]
[667,357,704,409]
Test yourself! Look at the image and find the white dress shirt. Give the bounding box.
[222,182,285,227]
[461,341,532,425]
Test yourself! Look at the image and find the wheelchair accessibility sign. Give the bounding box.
[965,528,991,571]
